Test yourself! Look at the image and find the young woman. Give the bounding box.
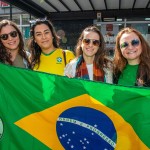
[113,27,150,87]
[0,19,30,68]
[64,25,113,83]
[29,19,74,75]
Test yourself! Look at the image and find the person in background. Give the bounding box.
[64,25,113,83]
[29,19,75,75]
[113,27,150,87]
[0,19,30,68]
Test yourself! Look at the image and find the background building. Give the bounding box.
[1,0,150,55]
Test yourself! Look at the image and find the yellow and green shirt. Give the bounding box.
[33,48,75,76]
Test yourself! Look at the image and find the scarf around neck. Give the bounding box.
[75,55,104,81]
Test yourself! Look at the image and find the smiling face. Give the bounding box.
[81,31,100,63]
[34,24,55,54]
[0,25,19,52]
[119,32,142,65]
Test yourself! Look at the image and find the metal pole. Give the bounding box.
[29,14,31,28]
[124,18,127,27]
[10,3,12,20]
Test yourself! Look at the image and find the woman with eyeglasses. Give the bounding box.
[29,19,74,75]
[0,19,30,68]
[113,27,150,87]
[64,25,113,83]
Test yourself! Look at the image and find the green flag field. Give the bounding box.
[0,63,150,150]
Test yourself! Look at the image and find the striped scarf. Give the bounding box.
[75,56,104,81]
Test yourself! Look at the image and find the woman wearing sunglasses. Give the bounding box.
[113,27,150,87]
[0,19,30,68]
[64,26,113,83]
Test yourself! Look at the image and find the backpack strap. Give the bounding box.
[62,50,67,66]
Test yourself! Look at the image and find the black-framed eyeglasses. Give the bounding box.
[120,39,140,49]
[0,31,18,40]
[82,39,100,47]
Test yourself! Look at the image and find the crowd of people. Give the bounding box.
[0,18,150,87]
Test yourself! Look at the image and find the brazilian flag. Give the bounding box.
[0,63,150,150]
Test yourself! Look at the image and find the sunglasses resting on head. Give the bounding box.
[120,39,140,50]
[82,39,101,47]
[0,31,18,40]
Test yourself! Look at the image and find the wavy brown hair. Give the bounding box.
[0,19,30,67]
[29,19,59,69]
[113,27,150,86]
[75,25,110,70]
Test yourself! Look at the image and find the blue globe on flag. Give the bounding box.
[56,107,117,150]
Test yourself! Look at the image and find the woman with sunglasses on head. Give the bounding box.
[29,19,74,75]
[113,27,150,87]
[0,19,30,68]
[64,26,113,83]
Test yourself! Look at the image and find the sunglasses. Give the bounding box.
[82,39,100,46]
[0,31,18,40]
[120,39,140,49]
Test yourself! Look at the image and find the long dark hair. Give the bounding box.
[0,19,30,66]
[29,19,59,69]
[75,25,110,70]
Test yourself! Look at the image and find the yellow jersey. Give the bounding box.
[33,48,75,76]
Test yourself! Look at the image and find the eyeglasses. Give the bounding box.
[0,31,18,40]
[82,39,100,47]
[120,39,140,49]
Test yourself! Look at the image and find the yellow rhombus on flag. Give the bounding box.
[0,63,150,150]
